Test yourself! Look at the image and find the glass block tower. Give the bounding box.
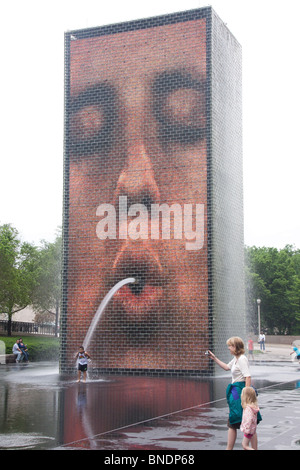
[61,7,245,376]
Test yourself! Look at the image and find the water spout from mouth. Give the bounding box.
[83,277,136,351]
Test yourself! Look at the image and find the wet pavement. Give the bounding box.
[0,344,300,451]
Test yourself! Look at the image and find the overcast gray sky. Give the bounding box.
[1,0,299,249]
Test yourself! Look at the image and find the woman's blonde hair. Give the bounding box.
[241,386,258,408]
[226,336,245,355]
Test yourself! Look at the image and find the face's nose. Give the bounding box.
[115,142,160,208]
[114,85,160,208]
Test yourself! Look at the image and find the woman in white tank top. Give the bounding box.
[207,336,259,450]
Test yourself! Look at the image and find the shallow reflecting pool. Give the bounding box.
[0,361,299,450]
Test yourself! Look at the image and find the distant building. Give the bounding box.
[0,306,35,323]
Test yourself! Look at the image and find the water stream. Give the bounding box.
[83,277,136,351]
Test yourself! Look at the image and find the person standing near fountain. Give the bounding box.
[259,332,266,351]
[207,336,261,450]
[247,337,254,361]
[75,346,91,383]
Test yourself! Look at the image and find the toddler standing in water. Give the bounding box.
[240,386,260,450]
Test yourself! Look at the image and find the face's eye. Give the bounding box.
[152,70,207,146]
[164,88,206,128]
[69,83,117,155]
[70,105,105,142]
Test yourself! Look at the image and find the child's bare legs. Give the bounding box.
[77,368,87,382]
[227,428,237,450]
[242,436,252,450]
[250,432,257,450]
[242,432,257,450]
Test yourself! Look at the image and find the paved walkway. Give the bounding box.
[252,342,295,362]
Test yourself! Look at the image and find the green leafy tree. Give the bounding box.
[32,233,62,337]
[0,224,40,336]
[245,245,300,334]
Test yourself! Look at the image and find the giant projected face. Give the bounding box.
[66,17,209,370]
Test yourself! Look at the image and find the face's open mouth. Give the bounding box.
[111,246,165,318]
[128,272,147,296]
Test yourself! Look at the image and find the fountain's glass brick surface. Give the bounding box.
[61,7,245,376]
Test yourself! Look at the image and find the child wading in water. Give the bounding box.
[76,346,91,383]
[240,386,260,450]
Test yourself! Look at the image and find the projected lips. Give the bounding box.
[112,247,164,319]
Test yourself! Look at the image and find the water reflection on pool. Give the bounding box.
[0,361,299,450]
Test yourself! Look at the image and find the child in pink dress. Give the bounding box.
[240,386,260,450]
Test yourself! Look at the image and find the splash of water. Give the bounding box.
[83,277,135,351]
